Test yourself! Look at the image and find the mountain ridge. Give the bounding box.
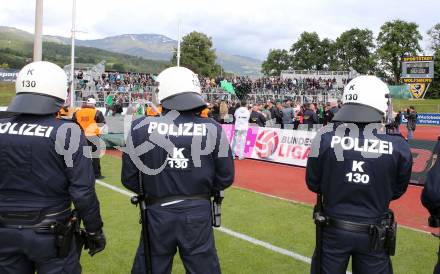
[0,26,262,75]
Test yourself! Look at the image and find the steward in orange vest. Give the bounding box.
[146,104,162,117]
[73,98,106,137]
[57,106,71,119]
[73,97,106,179]
[200,107,210,118]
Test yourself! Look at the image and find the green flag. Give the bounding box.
[220,80,235,95]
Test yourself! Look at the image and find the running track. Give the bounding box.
[106,125,439,233]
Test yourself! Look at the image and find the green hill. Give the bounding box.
[0,82,15,106]
[0,26,169,73]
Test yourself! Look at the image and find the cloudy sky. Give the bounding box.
[0,0,439,60]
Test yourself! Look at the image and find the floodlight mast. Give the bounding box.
[177,22,181,67]
[33,0,43,61]
[70,0,76,108]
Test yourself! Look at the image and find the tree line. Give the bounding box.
[262,20,440,90]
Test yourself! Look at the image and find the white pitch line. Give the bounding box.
[216,226,311,263]
[95,179,353,273]
[96,180,134,197]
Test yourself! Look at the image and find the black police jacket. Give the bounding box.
[303,109,318,129]
[249,111,266,127]
[121,111,234,197]
[421,139,440,216]
[306,123,412,223]
[0,114,103,232]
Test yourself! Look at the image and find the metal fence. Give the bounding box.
[72,86,344,108]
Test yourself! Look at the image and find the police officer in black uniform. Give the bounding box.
[122,66,234,274]
[0,61,106,273]
[306,76,413,274]
[421,137,440,274]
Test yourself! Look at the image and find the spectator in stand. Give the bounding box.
[325,100,339,124]
[282,100,295,129]
[394,110,402,133]
[316,103,324,124]
[219,101,229,124]
[211,101,220,122]
[249,105,266,127]
[404,106,418,140]
[337,99,343,109]
[105,92,114,116]
[303,103,319,130]
[232,100,250,160]
[296,105,305,128]
[113,94,124,116]
[228,102,237,124]
[274,102,283,127]
[323,102,332,125]
[267,100,277,119]
[262,104,272,124]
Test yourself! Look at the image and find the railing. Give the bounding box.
[281,70,350,76]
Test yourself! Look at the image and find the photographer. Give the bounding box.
[404,106,418,140]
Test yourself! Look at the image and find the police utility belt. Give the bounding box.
[0,208,78,258]
[144,192,224,227]
[314,210,397,255]
[145,194,211,206]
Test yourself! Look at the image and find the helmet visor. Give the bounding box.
[6,92,65,115]
[332,103,384,123]
[161,92,206,111]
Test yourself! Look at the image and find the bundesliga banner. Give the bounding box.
[222,125,316,167]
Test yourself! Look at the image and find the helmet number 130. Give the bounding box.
[345,94,358,101]
[22,80,36,88]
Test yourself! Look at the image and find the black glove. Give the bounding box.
[84,230,106,256]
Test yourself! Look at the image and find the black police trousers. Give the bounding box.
[311,226,393,274]
[131,199,221,274]
[87,138,102,177]
[0,227,81,274]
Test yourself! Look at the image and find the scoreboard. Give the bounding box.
[401,56,434,99]
[406,62,430,75]
[401,56,434,82]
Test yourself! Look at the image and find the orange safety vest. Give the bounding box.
[75,108,100,136]
[57,108,69,119]
[146,106,162,116]
[200,108,209,118]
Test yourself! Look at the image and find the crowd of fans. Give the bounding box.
[73,70,349,122]
[74,70,157,107]
[203,99,343,130]
[200,76,346,95]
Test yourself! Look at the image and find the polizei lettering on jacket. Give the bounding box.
[148,122,207,136]
[0,122,53,138]
[330,136,393,155]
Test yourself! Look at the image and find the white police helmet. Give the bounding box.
[333,75,389,123]
[7,61,68,115]
[156,66,206,111]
